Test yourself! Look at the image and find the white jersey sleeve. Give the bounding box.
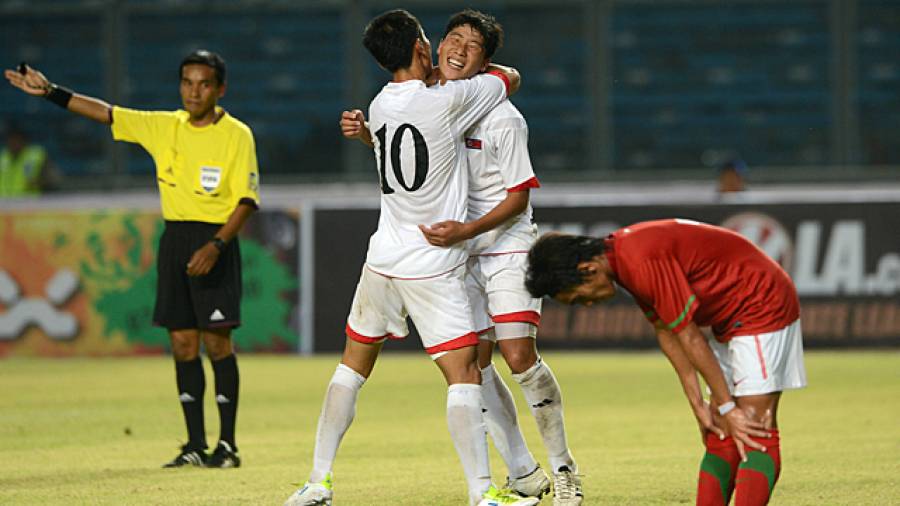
[445,72,509,136]
[488,116,537,190]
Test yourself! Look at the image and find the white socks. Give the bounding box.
[512,358,576,472]
[309,363,366,483]
[481,363,539,478]
[446,383,492,505]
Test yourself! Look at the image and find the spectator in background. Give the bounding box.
[0,123,59,196]
[717,158,747,194]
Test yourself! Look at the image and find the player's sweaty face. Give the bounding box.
[180,64,223,122]
[438,24,487,81]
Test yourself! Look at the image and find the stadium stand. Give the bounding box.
[123,7,347,176]
[611,2,832,170]
[0,11,107,176]
[0,0,896,184]
[858,0,900,165]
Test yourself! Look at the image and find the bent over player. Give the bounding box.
[525,219,806,506]
[284,9,535,506]
[5,50,259,469]
[340,9,581,505]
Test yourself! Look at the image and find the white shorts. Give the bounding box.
[346,265,478,356]
[466,253,542,342]
[709,319,807,397]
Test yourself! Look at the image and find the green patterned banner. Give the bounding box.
[0,210,299,356]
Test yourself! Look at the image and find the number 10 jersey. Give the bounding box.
[364,73,508,278]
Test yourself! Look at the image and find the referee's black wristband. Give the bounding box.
[210,237,227,252]
[45,83,73,109]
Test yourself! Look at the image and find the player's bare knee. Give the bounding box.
[476,340,495,369]
[496,332,539,373]
[446,363,481,385]
[435,347,480,385]
[341,338,382,378]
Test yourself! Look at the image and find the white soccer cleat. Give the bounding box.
[552,466,584,506]
[476,484,541,506]
[504,464,551,498]
[284,473,333,506]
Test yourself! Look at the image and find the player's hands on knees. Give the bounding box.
[419,221,471,247]
[693,399,726,442]
[340,109,367,139]
[4,64,50,96]
[186,242,220,276]
[723,407,770,461]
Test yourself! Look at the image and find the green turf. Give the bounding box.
[1,351,898,505]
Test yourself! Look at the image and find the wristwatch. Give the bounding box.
[210,237,227,252]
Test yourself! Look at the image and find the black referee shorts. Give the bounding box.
[153,221,242,331]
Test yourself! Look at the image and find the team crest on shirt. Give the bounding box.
[200,166,222,192]
[465,138,482,150]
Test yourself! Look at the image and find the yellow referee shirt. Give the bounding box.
[111,106,260,223]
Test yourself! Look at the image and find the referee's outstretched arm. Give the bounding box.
[5,63,112,124]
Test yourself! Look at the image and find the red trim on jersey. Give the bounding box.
[345,324,403,344]
[472,250,529,257]
[507,177,541,193]
[425,332,479,355]
[753,335,769,379]
[492,311,541,326]
[487,70,511,95]
[365,262,466,281]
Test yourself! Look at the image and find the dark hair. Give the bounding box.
[444,9,504,59]
[525,233,607,298]
[179,49,226,85]
[363,9,425,72]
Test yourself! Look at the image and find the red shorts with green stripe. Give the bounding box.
[708,319,807,396]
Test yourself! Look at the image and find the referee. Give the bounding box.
[5,50,259,468]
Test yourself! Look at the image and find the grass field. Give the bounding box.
[1,351,898,505]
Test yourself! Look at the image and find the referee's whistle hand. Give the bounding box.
[4,65,51,97]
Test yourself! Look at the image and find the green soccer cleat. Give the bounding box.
[284,473,333,506]
[504,464,552,498]
[476,484,541,506]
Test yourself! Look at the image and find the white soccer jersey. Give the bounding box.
[464,100,540,255]
[365,73,508,278]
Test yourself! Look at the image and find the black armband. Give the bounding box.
[45,83,74,109]
[238,197,259,210]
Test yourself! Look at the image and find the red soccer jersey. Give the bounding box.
[604,219,800,342]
